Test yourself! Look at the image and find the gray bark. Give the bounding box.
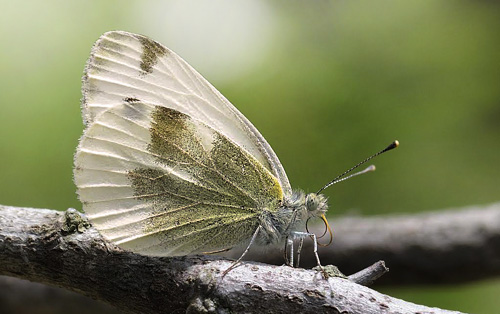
[0,204,476,313]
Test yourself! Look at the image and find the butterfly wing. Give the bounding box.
[81,31,291,195]
[75,100,283,256]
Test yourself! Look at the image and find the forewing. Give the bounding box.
[82,31,291,195]
[74,101,283,256]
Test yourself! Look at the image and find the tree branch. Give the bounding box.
[0,205,464,314]
[347,260,389,286]
[235,202,500,284]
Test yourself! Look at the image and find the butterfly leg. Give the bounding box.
[202,247,233,255]
[222,225,262,277]
[286,236,294,267]
[296,237,305,268]
[283,238,289,265]
[290,231,322,268]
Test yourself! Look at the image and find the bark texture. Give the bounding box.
[0,205,467,314]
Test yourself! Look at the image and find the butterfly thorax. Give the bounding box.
[256,190,328,246]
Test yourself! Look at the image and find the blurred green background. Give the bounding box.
[1,0,499,313]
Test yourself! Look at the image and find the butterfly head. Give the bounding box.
[304,192,332,246]
[305,192,328,216]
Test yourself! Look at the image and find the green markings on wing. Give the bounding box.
[126,106,283,255]
[136,34,168,75]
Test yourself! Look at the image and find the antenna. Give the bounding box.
[316,140,399,194]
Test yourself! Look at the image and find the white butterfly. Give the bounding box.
[74,31,397,270]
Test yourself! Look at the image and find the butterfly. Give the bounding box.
[74,31,398,273]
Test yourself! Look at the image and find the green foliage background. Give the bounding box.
[0,1,498,313]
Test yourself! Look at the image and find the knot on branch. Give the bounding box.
[60,208,90,235]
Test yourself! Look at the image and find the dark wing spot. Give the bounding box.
[135,35,168,75]
[124,97,140,103]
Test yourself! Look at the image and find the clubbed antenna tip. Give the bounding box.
[317,140,399,194]
[384,140,399,152]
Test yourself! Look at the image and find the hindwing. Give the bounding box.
[75,100,283,256]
